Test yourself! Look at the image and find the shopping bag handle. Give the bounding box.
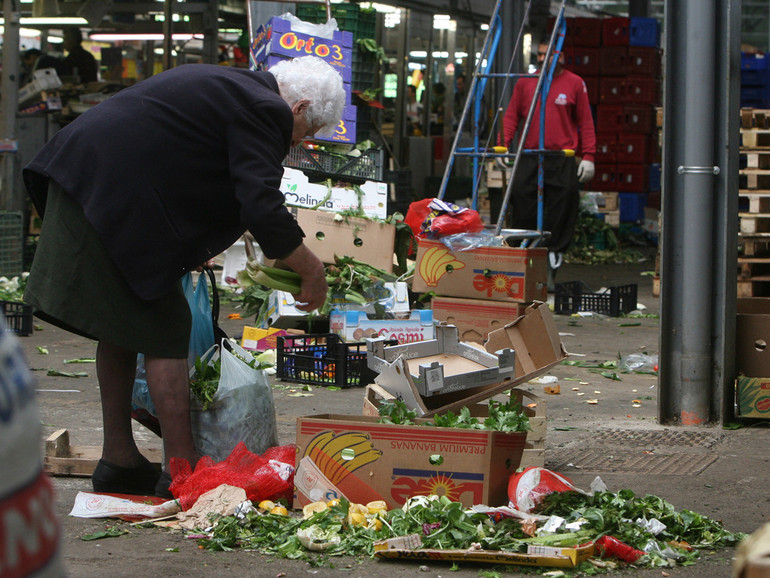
[203,266,229,343]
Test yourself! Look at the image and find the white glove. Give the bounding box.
[577,159,595,183]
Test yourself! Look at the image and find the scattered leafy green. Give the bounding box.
[566,211,647,265]
[47,370,87,378]
[81,527,128,541]
[194,489,744,573]
[0,274,28,302]
[376,399,530,433]
[536,489,746,562]
[377,399,417,425]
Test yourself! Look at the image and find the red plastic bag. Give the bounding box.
[404,198,433,237]
[404,198,484,239]
[595,535,646,563]
[168,442,295,511]
[507,467,588,512]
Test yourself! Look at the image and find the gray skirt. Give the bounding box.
[24,181,191,358]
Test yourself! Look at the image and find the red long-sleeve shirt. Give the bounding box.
[503,68,596,163]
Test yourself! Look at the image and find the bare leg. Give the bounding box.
[144,356,199,470]
[96,341,145,467]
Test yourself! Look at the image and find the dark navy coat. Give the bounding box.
[25,64,304,300]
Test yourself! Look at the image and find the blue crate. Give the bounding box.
[629,17,660,48]
[649,163,661,192]
[741,85,770,107]
[742,52,769,71]
[619,192,647,222]
[742,68,770,87]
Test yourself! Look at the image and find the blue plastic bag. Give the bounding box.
[132,271,216,417]
[185,271,216,367]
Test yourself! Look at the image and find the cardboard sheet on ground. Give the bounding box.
[374,534,595,567]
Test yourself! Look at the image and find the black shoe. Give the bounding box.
[154,471,174,500]
[92,456,160,496]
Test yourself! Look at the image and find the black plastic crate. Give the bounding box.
[1,301,33,336]
[277,333,376,388]
[283,147,384,183]
[554,281,638,317]
[0,212,24,278]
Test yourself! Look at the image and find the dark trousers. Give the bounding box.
[489,155,579,253]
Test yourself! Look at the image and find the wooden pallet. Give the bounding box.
[740,190,770,212]
[742,150,770,170]
[738,257,770,278]
[740,169,770,190]
[738,276,770,298]
[740,213,770,234]
[741,233,770,257]
[741,108,770,130]
[741,130,770,149]
[44,428,162,477]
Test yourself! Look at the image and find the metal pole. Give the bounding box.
[392,9,409,166]
[713,0,741,422]
[1,0,22,212]
[442,26,456,169]
[163,0,174,70]
[628,0,651,17]
[659,0,724,424]
[202,0,220,65]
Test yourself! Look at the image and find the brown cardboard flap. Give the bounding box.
[485,301,566,378]
[737,298,770,376]
[370,301,566,417]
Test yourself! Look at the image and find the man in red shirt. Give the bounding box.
[502,41,596,289]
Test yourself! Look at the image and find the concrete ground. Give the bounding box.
[25,250,770,577]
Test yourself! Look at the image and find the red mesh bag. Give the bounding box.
[168,442,296,511]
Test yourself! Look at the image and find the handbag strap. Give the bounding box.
[204,266,229,343]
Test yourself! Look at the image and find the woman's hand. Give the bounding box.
[280,243,328,312]
[195,258,217,272]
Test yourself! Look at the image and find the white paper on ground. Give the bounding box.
[69,492,180,518]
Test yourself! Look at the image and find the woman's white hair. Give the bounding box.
[269,56,346,137]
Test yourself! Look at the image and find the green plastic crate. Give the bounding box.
[295,4,377,42]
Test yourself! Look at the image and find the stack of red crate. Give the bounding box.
[562,16,662,223]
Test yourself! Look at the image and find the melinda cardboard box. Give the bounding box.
[294,411,527,510]
[289,207,395,272]
[282,167,387,219]
[431,296,527,344]
[412,239,547,303]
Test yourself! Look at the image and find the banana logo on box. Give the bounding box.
[418,247,466,287]
[302,431,382,486]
